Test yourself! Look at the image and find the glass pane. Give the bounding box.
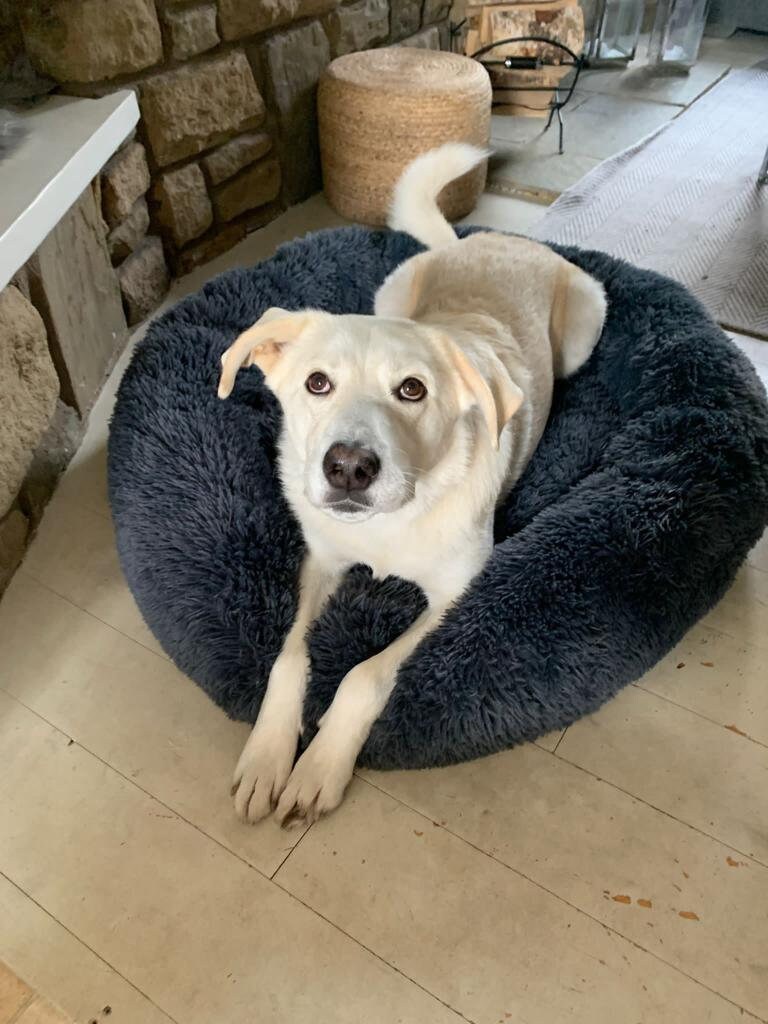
[649,0,711,66]
[596,0,645,61]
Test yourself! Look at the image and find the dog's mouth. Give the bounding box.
[321,494,375,520]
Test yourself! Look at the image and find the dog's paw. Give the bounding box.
[232,724,298,824]
[274,734,355,829]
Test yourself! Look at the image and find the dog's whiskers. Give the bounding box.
[389,446,425,482]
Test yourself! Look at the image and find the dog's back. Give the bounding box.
[383,144,606,378]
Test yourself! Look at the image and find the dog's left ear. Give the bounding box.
[446,340,523,449]
[218,308,311,399]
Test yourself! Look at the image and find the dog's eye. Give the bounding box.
[306,371,332,395]
[397,377,427,402]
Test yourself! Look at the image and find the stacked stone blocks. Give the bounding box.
[17,0,450,321]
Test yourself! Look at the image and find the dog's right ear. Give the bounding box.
[218,308,310,399]
[549,264,607,378]
[443,337,523,449]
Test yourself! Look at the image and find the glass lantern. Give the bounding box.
[583,0,646,64]
[648,0,711,67]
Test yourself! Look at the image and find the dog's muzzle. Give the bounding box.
[319,442,381,517]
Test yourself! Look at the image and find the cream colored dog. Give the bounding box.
[218,143,607,826]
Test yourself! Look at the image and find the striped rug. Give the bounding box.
[532,61,768,337]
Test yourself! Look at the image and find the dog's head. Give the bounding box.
[218,308,522,522]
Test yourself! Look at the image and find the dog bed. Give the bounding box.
[108,227,768,770]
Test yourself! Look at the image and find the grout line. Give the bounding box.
[7,571,768,852]
[270,819,315,880]
[686,66,733,106]
[552,725,568,753]
[576,79,688,109]
[15,569,172,664]
[0,687,305,883]
[548,748,768,870]
[270,871,477,1024]
[3,690,764,1021]
[630,681,768,750]
[0,870,180,1024]
[6,988,34,1024]
[356,776,767,1023]
[721,320,768,346]
[2,693,471,1022]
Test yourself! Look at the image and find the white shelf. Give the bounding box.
[0,90,140,292]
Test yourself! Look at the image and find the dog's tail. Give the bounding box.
[388,143,488,249]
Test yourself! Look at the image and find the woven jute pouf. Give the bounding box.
[318,49,491,225]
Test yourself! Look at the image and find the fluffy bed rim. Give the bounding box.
[108,226,768,771]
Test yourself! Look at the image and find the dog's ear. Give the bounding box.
[218,308,310,399]
[446,340,523,449]
[550,263,607,378]
[374,258,426,319]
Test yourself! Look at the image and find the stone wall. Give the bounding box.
[0,181,128,591]
[11,0,450,322]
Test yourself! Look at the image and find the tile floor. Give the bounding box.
[2,38,768,1024]
[488,30,768,199]
[0,961,73,1024]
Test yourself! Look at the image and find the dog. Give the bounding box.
[218,143,607,827]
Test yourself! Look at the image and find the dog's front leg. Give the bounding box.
[274,597,453,828]
[232,553,340,823]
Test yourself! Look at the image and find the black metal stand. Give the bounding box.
[466,35,583,155]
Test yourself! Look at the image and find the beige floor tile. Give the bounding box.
[0,961,32,1023]
[698,31,768,70]
[170,193,346,300]
[701,565,768,652]
[276,778,749,1024]
[752,362,768,395]
[15,998,71,1024]
[635,623,768,744]
[711,332,768,580]
[727,330,768,369]
[556,685,768,863]
[488,147,601,201]
[533,727,565,752]
[0,877,172,1024]
[553,92,680,159]
[20,496,164,658]
[0,574,302,878]
[577,59,728,106]
[748,530,768,573]
[462,191,547,235]
[362,742,768,1019]
[489,92,592,147]
[490,92,677,201]
[51,446,109,520]
[54,319,154,516]
[0,695,462,1024]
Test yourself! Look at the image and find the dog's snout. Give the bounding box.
[323,443,380,492]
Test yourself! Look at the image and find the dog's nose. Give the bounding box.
[323,443,380,492]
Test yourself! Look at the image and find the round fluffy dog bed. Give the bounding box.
[109,227,768,770]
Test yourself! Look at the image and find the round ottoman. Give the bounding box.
[318,49,491,224]
[108,227,768,771]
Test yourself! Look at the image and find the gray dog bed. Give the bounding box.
[108,226,768,770]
